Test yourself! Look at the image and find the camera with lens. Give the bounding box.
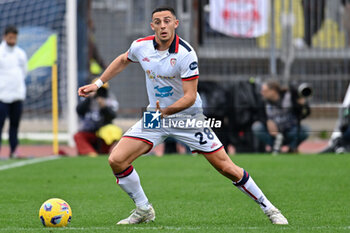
[289,82,312,120]
[297,83,312,98]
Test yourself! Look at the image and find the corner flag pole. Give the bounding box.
[51,34,59,155]
[52,62,59,155]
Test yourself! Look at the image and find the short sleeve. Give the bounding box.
[180,51,199,81]
[127,40,139,63]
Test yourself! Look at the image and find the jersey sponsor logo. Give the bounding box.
[146,70,175,79]
[142,57,150,62]
[170,58,177,67]
[154,85,173,98]
[143,111,161,129]
[156,75,175,79]
[189,61,198,70]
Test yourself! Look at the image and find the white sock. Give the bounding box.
[115,166,149,207]
[233,170,273,212]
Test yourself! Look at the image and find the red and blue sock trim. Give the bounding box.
[233,170,250,186]
[233,170,266,207]
[115,165,134,179]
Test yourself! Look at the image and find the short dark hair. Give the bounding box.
[264,80,288,93]
[4,25,18,35]
[265,80,281,92]
[152,6,176,18]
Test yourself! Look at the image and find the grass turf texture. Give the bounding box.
[2,139,62,145]
[0,154,349,233]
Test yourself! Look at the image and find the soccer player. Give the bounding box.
[78,6,288,225]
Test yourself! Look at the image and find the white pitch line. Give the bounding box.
[0,156,60,171]
[2,225,350,231]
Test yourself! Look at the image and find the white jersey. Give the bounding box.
[127,34,202,116]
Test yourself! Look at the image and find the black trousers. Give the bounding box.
[302,0,326,47]
[0,101,23,154]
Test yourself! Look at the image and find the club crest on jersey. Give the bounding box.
[170,58,177,67]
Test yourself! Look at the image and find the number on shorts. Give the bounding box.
[203,127,214,139]
[195,132,207,145]
[195,128,214,145]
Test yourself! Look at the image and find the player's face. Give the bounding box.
[4,32,17,47]
[151,11,179,43]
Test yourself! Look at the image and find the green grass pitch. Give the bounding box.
[0,154,349,233]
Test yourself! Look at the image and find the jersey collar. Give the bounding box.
[153,34,179,54]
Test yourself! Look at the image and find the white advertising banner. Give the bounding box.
[209,0,269,38]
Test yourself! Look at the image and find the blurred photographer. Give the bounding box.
[74,80,121,157]
[252,80,311,154]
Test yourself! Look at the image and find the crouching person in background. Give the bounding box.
[252,80,310,154]
[74,80,121,157]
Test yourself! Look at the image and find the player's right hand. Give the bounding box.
[78,84,98,97]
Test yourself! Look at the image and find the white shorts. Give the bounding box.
[123,113,223,155]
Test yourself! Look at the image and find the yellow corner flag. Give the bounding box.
[28,34,57,71]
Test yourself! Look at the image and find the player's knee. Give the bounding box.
[108,153,126,169]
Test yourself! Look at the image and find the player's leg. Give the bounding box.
[108,136,152,173]
[109,136,155,225]
[109,118,164,225]
[204,148,288,225]
[204,148,273,208]
[176,120,288,225]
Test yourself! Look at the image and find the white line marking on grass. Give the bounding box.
[0,156,60,171]
[1,225,350,231]
[0,226,201,231]
[130,226,201,231]
[128,226,350,231]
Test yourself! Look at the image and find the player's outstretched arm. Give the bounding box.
[99,51,131,83]
[78,52,130,98]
